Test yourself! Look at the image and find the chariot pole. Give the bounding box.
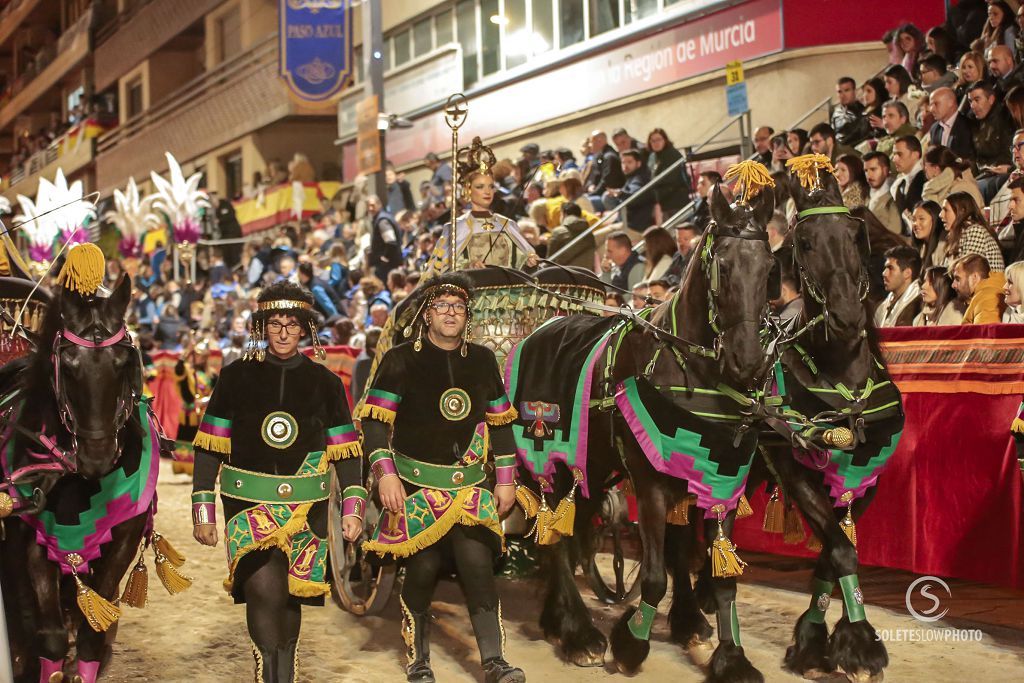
[444,94,468,273]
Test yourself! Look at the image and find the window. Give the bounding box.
[224,152,243,200]
[216,5,242,64]
[589,0,620,37]
[382,36,392,70]
[504,0,528,69]
[456,0,478,88]
[532,0,554,55]
[560,0,584,48]
[436,9,453,46]
[66,85,84,114]
[126,77,144,119]
[480,0,500,76]
[413,18,432,58]
[393,29,411,66]
[625,0,659,23]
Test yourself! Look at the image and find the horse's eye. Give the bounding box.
[799,237,813,251]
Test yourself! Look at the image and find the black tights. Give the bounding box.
[243,550,301,651]
[401,526,498,615]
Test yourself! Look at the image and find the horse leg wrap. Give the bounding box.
[75,660,100,683]
[715,601,743,647]
[806,578,836,624]
[39,657,64,683]
[838,574,866,623]
[627,600,658,641]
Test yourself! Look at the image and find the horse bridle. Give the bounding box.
[787,205,870,342]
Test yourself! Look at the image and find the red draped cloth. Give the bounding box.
[734,324,1024,589]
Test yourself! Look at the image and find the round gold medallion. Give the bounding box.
[439,388,471,422]
[262,411,298,449]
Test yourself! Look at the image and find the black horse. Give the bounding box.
[508,183,780,681]
[1,273,155,683]
[755,169,902,682]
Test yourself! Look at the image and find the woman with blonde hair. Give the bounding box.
[1002,260,1024,322]
[955,52,987,111]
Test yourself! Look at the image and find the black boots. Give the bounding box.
[252,639,298,683]
[402,600,436,683]
[471,605,526,683]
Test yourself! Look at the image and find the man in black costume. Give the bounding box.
[356,273,525,683]
[190,282,364,682]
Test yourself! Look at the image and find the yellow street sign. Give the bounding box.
[726,60,744,86]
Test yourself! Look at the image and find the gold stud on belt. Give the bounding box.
[277,483,294,499]
[452,471,465,485]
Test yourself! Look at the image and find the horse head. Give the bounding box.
[51,274,141,479]
[787,163,869,345]
[694,180,776,389]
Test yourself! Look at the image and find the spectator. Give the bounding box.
[298,262,341,318]
[351,327,382,405]
[947,0,990,55]
[808,123,852,163]
[385,163,416,214]
[611,127,644,154]
[770,267,803,324]
[288,153,315,182]
[891,135,925,220]
[921,145,984,207]
[664,222,698,286]
[751,126,775,166]
[365,194,403,282]
[919,54,957,92]
[864,151,903,234]
[951,253,1007,323]
[941,192,1005,269]
[986,45,1024,94]
[554,169,595,220]
[647,279,670,302]
[1002,259,1024,322]
[927,87,974,161]
[913,265,966,325]
[911,200,949,271]
[787,128,809,156]
[585,130,625,209]
[861,100,916,158]
[836,154,869,208]
[925,26,956,66]
[547,202,597,269]
[641,226,676,283]
[895,23,926,75]
[861,77,888,134]
[874,245,922,327]
[1004,170,1024,263]
[155,303,184,350]
[1006,84,1024,129]
[519,142,541,173]
[955,52,988,110]
[631,282,651,309]
[554,147,578,173]
[600,231,644,291]
[604,149,654,237]
[646,127,691,218]
[423,152,453,204]
[852,206,910,303]
[978,1,1018,58]
[770,131,794,171]
[832,77,868,146]
[968,80,1016,200]
[882,64,920,123]
[766,209,789,252]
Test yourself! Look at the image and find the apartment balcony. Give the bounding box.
[95,36,330,194]
[0,0,43,47]
[0,117,109,202]
[0,7,93,132]
[93,0,221,92]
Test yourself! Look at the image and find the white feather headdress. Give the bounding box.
[150,151,210,244]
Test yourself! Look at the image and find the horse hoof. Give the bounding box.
[610,608,650,675]
[565,639,606,668]
[827,618,888,681]
[706,641,764,683]
[841,670,883,683]
[686,636,715,668]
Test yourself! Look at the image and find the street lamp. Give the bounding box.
[377,113,414,131]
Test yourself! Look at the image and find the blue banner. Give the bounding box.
[278,0,352,103]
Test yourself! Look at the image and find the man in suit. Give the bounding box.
[891,136,925,229]
[928,87,974,162]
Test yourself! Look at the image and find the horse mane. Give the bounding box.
[20,289,67,406]
[650,228,707,332]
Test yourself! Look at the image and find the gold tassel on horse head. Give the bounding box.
[723,160,775,204]
[786,153,836,192]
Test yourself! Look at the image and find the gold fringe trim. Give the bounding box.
[736,494,753,519]
[666,495,694,526]
[325,441,362,461]
[74,574,121,632]
[485,406,519,426]
[223,503,314,593]
[356,403,396,425]
[193,431,231,455]
[783,505,807,544]
[1011,417,1024,434]
[786,153,835,191]
[762,487,785,534]
[120,556,149,608]
[724,159,775,201]
[362,487,504,559]
[515,485,540,518]
[58,242,105,296]
[288,576,331,598]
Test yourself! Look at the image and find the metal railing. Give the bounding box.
[549,111,752,262]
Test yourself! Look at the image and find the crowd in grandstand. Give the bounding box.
[108,7,1024,388]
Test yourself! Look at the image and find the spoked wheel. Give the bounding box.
[327,470,396,616]
[585,487,642,604]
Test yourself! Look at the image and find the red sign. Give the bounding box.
[349,0,782,172]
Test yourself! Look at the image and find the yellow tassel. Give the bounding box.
[786,153,835,191]
[762,487,785,534]
[549,494,576,536]
[724,159,775,202]
[1012,417,1024,434]
[736,494,753,519]
[120,555,149,608]
[325,441,361,461]
[666,495,693,526]
[709,521,747,578]
[515,485,540,518]
[534,505,560,545]
[485,406,519,427]
[355,403,396,425]
[806,534,823,552]
[839,492,857,547]
[154,554,193,594]
[152,532,186,568]
[192,431,231,455]
[57,242,105,296]
[783,505,807,545]
[73,574,121,632]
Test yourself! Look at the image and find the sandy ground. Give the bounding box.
[95,461,1024,682]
